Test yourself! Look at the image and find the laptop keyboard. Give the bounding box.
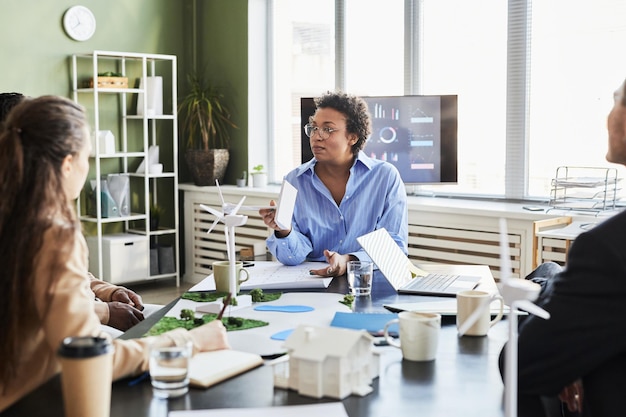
[404,273,460,291]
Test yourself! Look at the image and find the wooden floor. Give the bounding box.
[126,278,195,306]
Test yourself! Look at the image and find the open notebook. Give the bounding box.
[189,349,264,388]
[356,228,481,297]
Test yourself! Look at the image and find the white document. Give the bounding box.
[189,261,332,292]
[274,180,297,230]
[169,402,348,417]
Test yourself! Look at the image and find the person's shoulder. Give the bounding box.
[586,210,626,234]
[568,211,626,253]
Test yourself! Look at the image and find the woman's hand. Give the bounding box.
[309,250,351,277]
[259,200,291,237]
[189,320,230,352]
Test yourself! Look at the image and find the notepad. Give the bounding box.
[188,349,264,388]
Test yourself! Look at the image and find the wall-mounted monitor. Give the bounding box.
[300,95,458,185]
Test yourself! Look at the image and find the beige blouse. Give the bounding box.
[0,226,193,411]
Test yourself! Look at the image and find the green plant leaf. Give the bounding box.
[178,73,238,151]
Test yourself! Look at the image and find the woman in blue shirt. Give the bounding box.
[260,91,408,277]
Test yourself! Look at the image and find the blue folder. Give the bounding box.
[330,311,399,337]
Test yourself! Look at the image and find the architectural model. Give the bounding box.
[272,325,379,399]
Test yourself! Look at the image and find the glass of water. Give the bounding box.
[347,260,373,296]
[149,342,192,399]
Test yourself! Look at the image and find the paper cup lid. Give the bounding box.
[58,336,113,358]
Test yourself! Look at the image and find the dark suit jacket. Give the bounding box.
[502,210,626,416]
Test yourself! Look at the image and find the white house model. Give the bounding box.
[273,324,380,399]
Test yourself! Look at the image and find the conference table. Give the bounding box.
[3,265,509,417]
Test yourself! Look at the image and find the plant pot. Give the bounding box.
[185,149,229,186]
[251,172,268,188]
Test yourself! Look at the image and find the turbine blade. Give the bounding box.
[516,300,550,320]
[457,296,492,336]
[215,180,226,209]
[231,196,247,216]
[199,204,224,218]
[207,218,219,234]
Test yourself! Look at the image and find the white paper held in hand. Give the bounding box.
[274,180,297,230]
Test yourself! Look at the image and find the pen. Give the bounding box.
[127,371,149,386]
[217,293,231,320]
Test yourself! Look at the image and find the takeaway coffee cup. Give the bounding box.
[384,312,441,361]
[212,261,249,293]
[57,336,114,417]
[456,290,505,336]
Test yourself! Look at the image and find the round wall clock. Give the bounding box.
[63,5,97,41]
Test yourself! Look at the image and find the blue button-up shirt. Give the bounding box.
[266,151,408,265]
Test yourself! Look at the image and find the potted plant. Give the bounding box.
[149,203,164,231]
[236,170,247,187]
[251,164,267,188]
[179,73,238,186]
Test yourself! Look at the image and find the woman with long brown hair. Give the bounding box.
[0,95,229,410]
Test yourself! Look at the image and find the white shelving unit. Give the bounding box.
[71,50,180,286]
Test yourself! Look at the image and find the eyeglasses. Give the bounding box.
[304,123,342,140]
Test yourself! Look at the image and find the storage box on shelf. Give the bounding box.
[86,234,149,283]
[72,50,180,286]
[88,76,129,89]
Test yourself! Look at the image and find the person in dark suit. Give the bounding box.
[502,79,626,416]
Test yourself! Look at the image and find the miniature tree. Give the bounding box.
[180,309,195,321]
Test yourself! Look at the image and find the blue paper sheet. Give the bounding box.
[329,311,399,336]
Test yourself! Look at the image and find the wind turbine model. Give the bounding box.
[199,181,249,299]
[457,218,550,417]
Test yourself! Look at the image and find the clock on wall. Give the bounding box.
[63,5,96,41]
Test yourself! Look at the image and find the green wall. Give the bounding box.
[195,0,249,184]
[0,0,249,184]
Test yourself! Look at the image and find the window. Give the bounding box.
[419,0,507,196]
[265,0,626,201]
[527,0,626,198]
[269,0,335,182]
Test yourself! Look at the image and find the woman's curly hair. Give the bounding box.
[314,91,371,155]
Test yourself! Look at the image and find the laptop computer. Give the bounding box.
[356,228,481,297]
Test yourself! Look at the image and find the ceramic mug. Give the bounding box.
[456,290,504,336]
[212,261,249,293]
[384,311,441,361]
